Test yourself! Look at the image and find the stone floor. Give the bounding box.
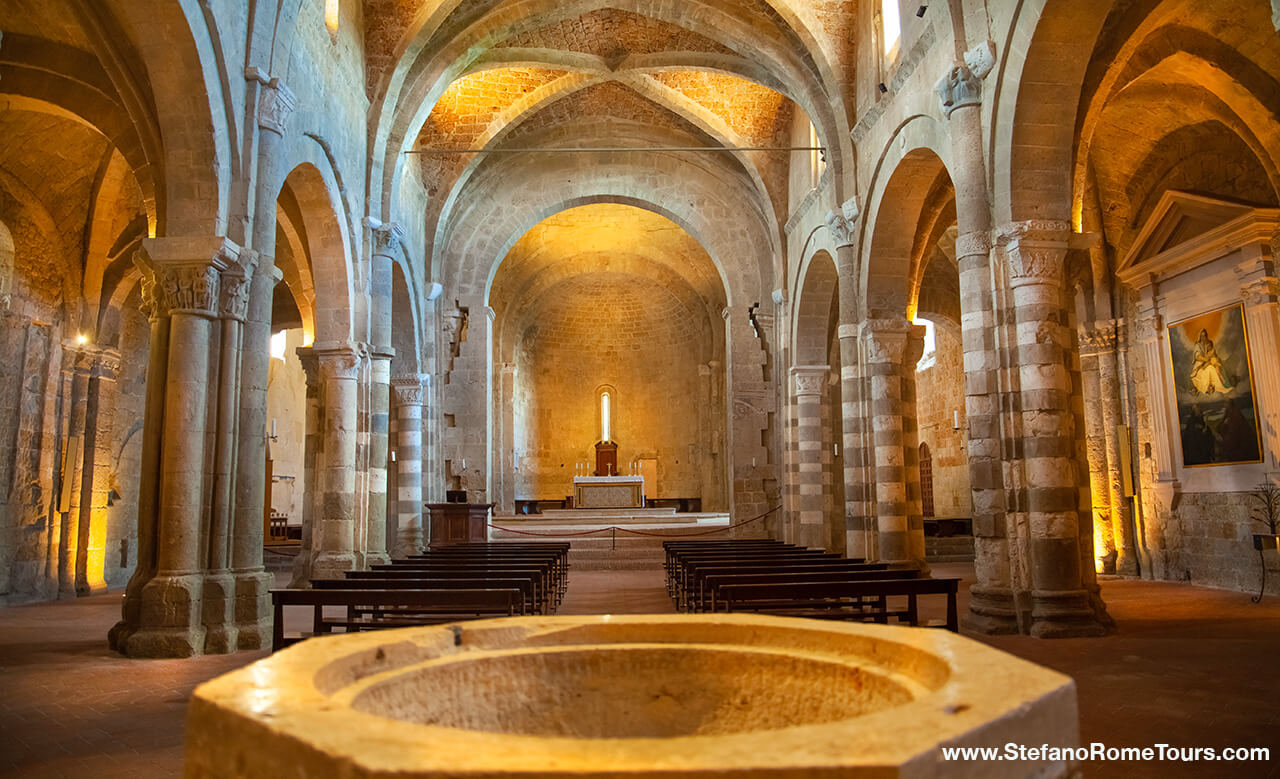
[1,565,1277,778]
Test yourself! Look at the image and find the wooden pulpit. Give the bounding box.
[427,503,493,547]
[594,441,618,476]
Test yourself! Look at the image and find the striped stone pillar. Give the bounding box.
[365,222,399,567]
[290,347,322,586]
[391,374,427,556]
[938,52,1020,633]
[1000,220,1109,637]
[789,365,829,549]
[1077,325,1115,572]
[311,342,361,580]
[862,319,927,568]
[836,326,872,559]
[829,208,876,561]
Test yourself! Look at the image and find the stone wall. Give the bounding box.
[512,273,722,504]
[267,329,308,524]
[914,321,970,518]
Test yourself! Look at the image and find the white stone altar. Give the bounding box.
[574,475,644,508]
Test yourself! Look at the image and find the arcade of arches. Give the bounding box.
[2,0,1280,663]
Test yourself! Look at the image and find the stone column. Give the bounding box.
[109,270,171,652]
[1000,221,1109,638]
[391,374,427,556]
[1238,257,1280,469]
[204,251,258,654]
[79,347,120,596]
[1093,320,1138,576]
[789,365,829,549]
[57,345,91,596]
[1077,326,1115,572]
[827,200,875,560]
[311,342,361,580]
[231,74,296,648]
[862,319,927,568]
[290,346,323,586]
[497,362,516,512]
[125,237,238,657]
[937,47,1019,633]
[365,222,399,567]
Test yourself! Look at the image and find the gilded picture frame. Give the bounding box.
[1167,303,1263,467]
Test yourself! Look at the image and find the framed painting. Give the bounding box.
[1167,303,1263,467]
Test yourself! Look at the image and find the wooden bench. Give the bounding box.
[270,587,522,652]
[695,565,907,613]
[715,578,961,631]
[682,560,890,612]
[671,551,842,608]
[321,575,543,615]
[377,562,556,610]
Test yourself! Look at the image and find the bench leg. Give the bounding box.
[947,591,959,632]
[272,602,285,653]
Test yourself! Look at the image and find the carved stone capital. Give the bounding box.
[998,220,1071,286]
[258,79,297,135]
[391,373,428,405]
[313,342,363,381]
[366,219,403,258]
[936,41,995,118]
[1239,275,1279,307]
[791,365,828,398]
[295,345,321,389]
[955,230,993,259]
[135,238,246,317]
[824,197,860,248]
[219,249,259,320]
[1077,321,1118,356]
[862,318,924,366]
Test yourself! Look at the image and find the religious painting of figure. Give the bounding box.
[1168,304,1263,466]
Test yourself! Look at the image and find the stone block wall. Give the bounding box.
[512,272,722,504]
[914,322,970,518]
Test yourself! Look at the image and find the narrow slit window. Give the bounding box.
[600,391,611,442]
[882,0,901,55]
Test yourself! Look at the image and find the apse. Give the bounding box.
[488,203,729,512]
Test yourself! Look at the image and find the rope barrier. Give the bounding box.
[487,505,780,540]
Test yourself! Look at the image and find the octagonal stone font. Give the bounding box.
[186,614,1078,778]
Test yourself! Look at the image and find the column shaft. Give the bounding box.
[392,375,427,556]
[312,344,361,579]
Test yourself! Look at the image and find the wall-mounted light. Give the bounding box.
[916,4,928,18]
[76,333,88,345]
[878,82,888,94]
[324,0,340,41]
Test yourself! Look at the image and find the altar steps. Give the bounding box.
[489,512,731,571]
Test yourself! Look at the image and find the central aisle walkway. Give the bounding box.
[556,568,675,614]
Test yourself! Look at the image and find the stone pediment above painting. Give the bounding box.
[1116,191,1280,286]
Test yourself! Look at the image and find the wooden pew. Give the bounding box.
[376,562,556,610]
[684,561,892,612]
[671,551,842,608]
[715,577,961,631]
[322,574,543,615]
[270,587,521,652]
[695,566,908,613]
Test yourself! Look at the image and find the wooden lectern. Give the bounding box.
[594,441,618,476]
[427,502,493,547]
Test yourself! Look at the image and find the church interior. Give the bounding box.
[1,0,1279,775]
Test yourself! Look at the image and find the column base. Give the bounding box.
[1115,551,1139,577]
[394,527,424,558]
[1029,589,1111,638]
[233,569,274,650]
[289,544,313,588]
[963,584,1021,635]
[122,573,207,658]
[365,552,392,568]
[201,572,239,654]
[311,551,358,581]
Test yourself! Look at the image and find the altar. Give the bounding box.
[573,475,645,509]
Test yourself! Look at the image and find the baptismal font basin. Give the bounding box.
[186,614,1078,778]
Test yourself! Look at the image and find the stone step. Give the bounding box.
[925,535,975,563]
[494,511,729,526]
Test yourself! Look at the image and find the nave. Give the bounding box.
[2,561,1276,779]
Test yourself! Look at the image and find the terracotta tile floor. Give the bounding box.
[1,565,1277,778]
